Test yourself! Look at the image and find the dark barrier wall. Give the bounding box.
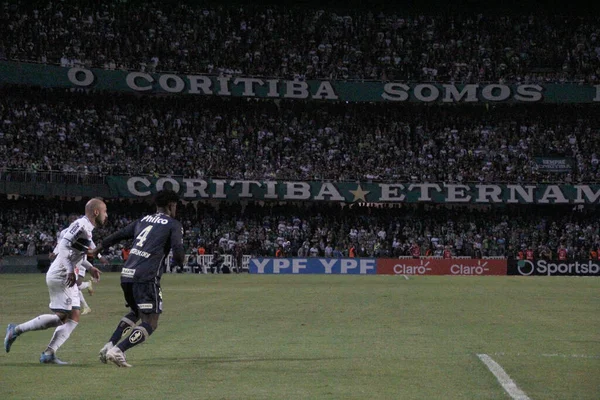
[0,256,120,274]
[0,256,41,273]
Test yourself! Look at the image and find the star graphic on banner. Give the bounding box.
[349,185,370,202]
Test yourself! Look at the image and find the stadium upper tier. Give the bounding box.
[0,87,599,183]
[0,2,598,83]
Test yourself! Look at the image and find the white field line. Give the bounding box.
[477,353,531,400]
[490,352,600,359]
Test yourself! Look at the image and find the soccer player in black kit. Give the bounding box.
[94,190,185,367]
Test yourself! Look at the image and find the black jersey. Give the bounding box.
[101,213,184,283]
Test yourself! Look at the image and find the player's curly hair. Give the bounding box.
[154,189,180,207]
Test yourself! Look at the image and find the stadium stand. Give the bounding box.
[1,87,599,183]
[0,195,598,261]
[0,2,598,82]
[0,2,598,263]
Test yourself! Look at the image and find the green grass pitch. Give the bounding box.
[1,273,599,399]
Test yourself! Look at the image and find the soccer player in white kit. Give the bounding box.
[4,199,107,364]
[50,227,98,315]
[50,227,107,314]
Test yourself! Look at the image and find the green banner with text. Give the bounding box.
[1,61,599,103]
[106,177,600,204]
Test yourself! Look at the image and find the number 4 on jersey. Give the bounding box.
[135,226,153,248]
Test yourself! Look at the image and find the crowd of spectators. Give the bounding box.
[0,1,599,83]
[1,87,600,183]
[1,195,598,261]
[1,3,599,265]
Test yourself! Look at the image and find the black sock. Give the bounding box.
[109,313,137,345]
[118,322,153,352]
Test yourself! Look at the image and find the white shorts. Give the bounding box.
[46,273,80,311]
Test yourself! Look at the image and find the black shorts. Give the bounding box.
[121,282,163,314]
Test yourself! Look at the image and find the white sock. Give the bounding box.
[47,319,78,352]
[79,282,90,290]
[16,314,61,334]
[79,291,89,309]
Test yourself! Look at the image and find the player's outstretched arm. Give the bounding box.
[86,240,109,265]
[92,221,138,257]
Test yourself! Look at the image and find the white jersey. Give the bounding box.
[53,227,94,278]
[48,216,96,278]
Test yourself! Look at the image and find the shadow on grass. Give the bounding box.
[1,356,346,368]
[0,362,85,368]
[141,355,347,367]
